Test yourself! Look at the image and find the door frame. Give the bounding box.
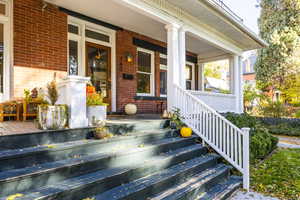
[67,16,117,112]
[85,42,112,111]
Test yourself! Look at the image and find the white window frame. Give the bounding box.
[159,53,167,97]
[67,16,117,112]
[136,47,155,96]
[0,0,12,102]
[186,61,195,90]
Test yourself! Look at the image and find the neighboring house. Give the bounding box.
[0,0,266,114]
[243,51,257,87]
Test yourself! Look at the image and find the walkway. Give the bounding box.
[275,135,300,149]
[232,191,279,200]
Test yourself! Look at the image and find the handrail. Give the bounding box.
[173,84,250,190]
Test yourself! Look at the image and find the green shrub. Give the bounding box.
[267,123,300,136]
[259,100,288,118]
[224,113,278,163]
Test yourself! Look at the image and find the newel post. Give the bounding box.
[57,76,90,129]
[242,127,250,191]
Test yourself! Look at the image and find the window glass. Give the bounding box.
[138,51,151,73]
[68,24,79,35]
[160,71,167,95]
[137,49,153,95]
[203,59,231,94]
[86,29,110,43]
[68,40,78,75]
[160,56,167,66]
[186,64,193,90]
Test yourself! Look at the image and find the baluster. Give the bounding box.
[226,124,230,155]
[230,127,234,160]
[238,132,242,167]
[234,129,238,163]
[222,120,226,153]
[216,116,219,148]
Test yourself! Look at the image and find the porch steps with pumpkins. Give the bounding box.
[0,119,242,200]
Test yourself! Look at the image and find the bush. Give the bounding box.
[257,117,300,136]
[259,100,288,118]
[224,113,278,163]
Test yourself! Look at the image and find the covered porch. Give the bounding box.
[44,0,264,114]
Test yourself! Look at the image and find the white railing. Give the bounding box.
[173,84,250,190]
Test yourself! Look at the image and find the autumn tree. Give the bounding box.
[255,0,300,90]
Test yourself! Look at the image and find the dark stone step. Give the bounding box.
[149,165,231,200]
[0,129,178,172]
[93,155,222,200]
[0,139,207,198]
[196,176,242,200]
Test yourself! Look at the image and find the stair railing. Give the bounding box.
[173,84,250,191]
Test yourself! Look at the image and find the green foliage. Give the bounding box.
[251,149,300,200]
[224,113,278,163]
[267,123,300,136]
[259,99,288,118]
[23,89,32,103]
[255,0,300,90]
[47,80,58,106]
[294,110,300,118]
[87,93,108,106]
[170,108,184,129]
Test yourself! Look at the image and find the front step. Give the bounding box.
[0,137,204,196]
[0,120,242,200]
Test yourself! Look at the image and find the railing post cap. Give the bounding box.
[242,127,251,132]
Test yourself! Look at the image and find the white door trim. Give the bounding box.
[67,16,117,112]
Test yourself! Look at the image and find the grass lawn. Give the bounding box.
[251,148,300,200]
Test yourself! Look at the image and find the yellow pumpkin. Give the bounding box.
[180,127,192,138]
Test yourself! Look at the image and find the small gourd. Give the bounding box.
[180,127,192,138]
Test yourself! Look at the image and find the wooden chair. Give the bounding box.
[0,101,20,122]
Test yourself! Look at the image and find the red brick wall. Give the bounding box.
[14,0,67,71]
[116,30,197,113]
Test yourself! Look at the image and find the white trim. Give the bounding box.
[190,90,236,98]
[67,16,117,112]
[159,53,167,97]
[0,0,12,102]
[136,47,155,96]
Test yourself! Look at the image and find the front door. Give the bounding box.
[86,42,112,111]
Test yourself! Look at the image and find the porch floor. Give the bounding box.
[0,114,163,136]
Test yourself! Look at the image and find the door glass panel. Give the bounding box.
[87,45,109,98]
[0,24,3,93]
[160,71,167,95]
[68,40,78,75]
[0,4,5,15]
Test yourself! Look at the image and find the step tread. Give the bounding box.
[0,129,175,160]
[0,136,198,182]
[94,155,219,200]
[196,176,242,200]
[0,145,211,200]
[149,164,230,200]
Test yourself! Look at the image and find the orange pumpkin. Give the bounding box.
[86,86,96,94]
[180,127,193,138]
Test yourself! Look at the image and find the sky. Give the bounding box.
[222,0,261,34]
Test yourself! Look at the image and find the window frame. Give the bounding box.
[136,47,155,96]
[159,54,167,97]
[67,23,82,76]
[186,62,195,90]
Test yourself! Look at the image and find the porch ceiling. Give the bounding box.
[47,0,229,59]
[169,0,267,50]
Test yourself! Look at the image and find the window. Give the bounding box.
[86,29,110,43]
[68,40,79,75]
[186,63,195,90]
[68,24,79,35]
[203,59,231,94]
[160,54,167,96]
[137,48,154,96]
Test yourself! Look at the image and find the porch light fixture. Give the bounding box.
[125,52,133,63]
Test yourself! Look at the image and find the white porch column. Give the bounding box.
[233,55,243,113]
[178,28,186,89]
[58,76,90,128]
[165,24,180,111]
[197,57,205,91]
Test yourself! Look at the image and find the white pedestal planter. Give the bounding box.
[87,105,107,126]
[125,104,137,115]
[38,105,68,130]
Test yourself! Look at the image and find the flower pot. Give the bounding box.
[38,105,68,130]
[87,105,107,126]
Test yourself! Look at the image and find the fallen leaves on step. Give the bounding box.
[6,193,23,200]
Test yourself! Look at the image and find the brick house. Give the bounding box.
[0,0,266,114]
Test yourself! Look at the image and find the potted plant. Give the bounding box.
[87,86,108,126]
[38,77,68,130]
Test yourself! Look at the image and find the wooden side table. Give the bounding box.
[0,101,20,122]
[22,99,42,121]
